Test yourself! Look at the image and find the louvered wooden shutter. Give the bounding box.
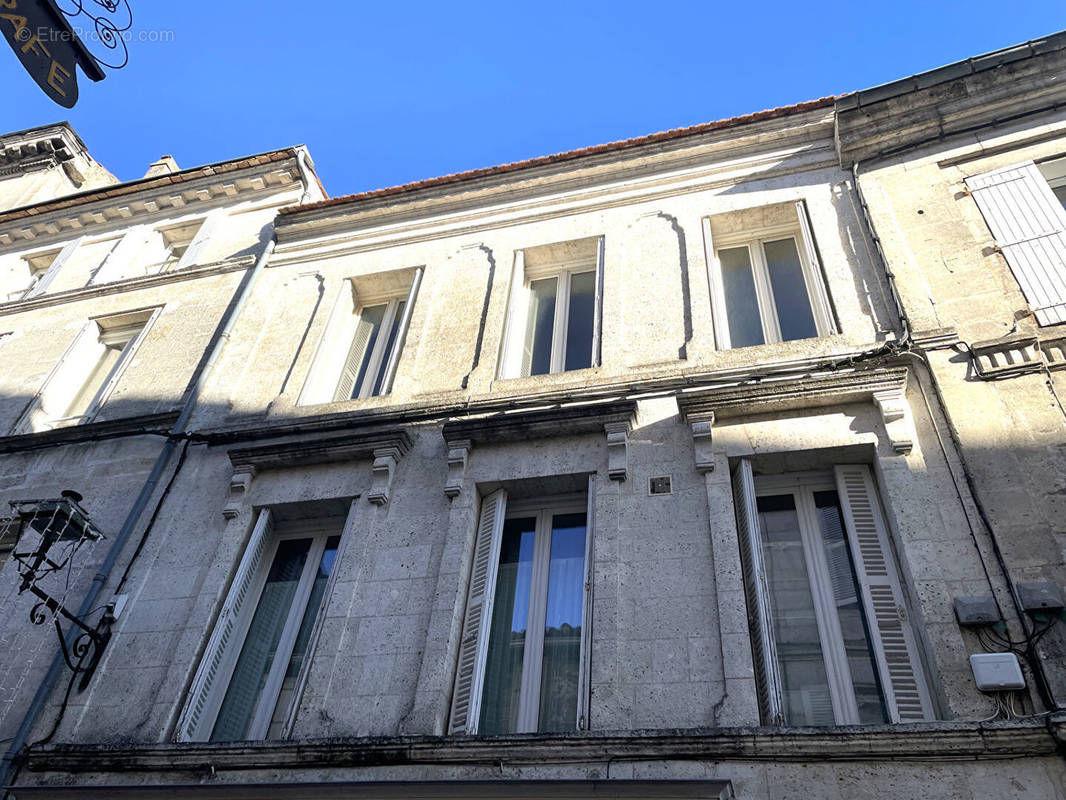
[27,237,83,299]
[175,209,226,271]
[834,465,933,723]
[575,475,596,729]
[177,509,274,742]
[333,314,374,402]
[591,238,605,367]
[378,267,424,395]
[731,459,784,725]
[448,489,507,734]
[966,162,1066,326]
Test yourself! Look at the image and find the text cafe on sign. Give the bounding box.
[1,0,105,108]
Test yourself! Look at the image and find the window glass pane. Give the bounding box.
[1054,185,1066,212]
[813,490,887,725]
[212,538,312,742]
[719,246,764,348]
[522,278,556,376]
[479,517,536,734]
[266,535,341,739]
[763,238,818,342]
[538,512,586,732]
[756,494,834,726]
[350,304,386,399]
[371,300,406,396]
[563,271,595,372]
[64,332,136,420]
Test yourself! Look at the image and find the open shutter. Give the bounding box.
[575,475,597,729]
[448,489,507,734]
[27,237,83,299]
[834,465,933,723]
[731,459,784,725]
[378,267,424,395]
[175,209,226,271]
[89,226,152,285]
[591,237,605,367]
[497,252,527,379]
[966,162,1066,326]
[177,508,274,742]
[795,199,837,334]
[333,313,375,402]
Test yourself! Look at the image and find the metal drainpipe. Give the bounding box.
[0,235,278,796]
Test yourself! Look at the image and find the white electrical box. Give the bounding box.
[969,652,1025,691]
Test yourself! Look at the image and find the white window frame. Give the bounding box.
[10,247,61,302]
[450,481,596,735]
[192,516,345,742]
[703,202,835,350]
[498,239,604,379]
[341,296,405,401]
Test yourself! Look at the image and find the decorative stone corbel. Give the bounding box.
[872,388,915,455]
[368,446,402,505]
[689,412,716,474]
[604,421,631,481]
[444,439,472,500]
[223,464,257,519]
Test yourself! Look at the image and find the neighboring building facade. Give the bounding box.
[2,35,1066,800]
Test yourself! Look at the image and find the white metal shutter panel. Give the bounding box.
[332,314,374,402]
[833,465,933,723]
[27,237,83,298]
[175,209,227,271]
[378,267,424,395]
[178,508,274,742]
[448,489,507,734]
[89,226,152,285]
[575,474,596,729]
[731,459,784,725]
[966,162,1066,326]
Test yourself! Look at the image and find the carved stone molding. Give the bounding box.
[223,465,257,520]
[872,388,915,455]
[689,414,716,474]
[368,446,403,506]
[443,439,472,499]
[604,421,631,482]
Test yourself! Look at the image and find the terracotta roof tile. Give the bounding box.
[280,96,838,217]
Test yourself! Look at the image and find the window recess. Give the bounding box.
[299,267,423,406]
[449,480,595,735]
[732,461,933,726]
[15,308,157,434]
[966,158,1066,326]
[178,504,351,743]
[498,237,604,378]
[703,201,836,350]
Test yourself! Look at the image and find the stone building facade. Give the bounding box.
[1,33,1066,800]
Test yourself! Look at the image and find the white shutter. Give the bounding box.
[175,209,227,271]
[966,162,1066,326]
[89,226,152,285]
[16,322,105,433]
[794,199,837,335]
[177,508,274,742]
[448,489,507,734]
[333,314,375,402]
[378,267,424,395]
[591,237,605,367]
[27,237,83,298]
[731,459,784,725]
[497,251,527,379]
[575,475,596,729]
[834,465,933,723]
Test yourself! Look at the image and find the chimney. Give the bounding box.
[143,155,180,178]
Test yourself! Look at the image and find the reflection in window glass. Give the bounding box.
[564,271,595,371]
[1054,184,1066,212]
[720,246,764,348]
[523,278,557,376]
[764,238,818,342]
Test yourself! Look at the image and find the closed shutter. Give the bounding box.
[175,209,226,271]
[834,465,933,723]
[332,314,374,402]
[965,162,1066,326]
[89,226,152,285]
[731,459,784,725]
[378,267,424,395]
[575,475,596,729]
[448,489,507,734]
[177,508,274,742]
[27,237,83,298]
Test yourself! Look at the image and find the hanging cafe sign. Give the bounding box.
[1,0,131,108]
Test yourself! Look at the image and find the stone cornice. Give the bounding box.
[442,399,637,446]
[0,256,256,318]
[676,367,909,421]
[0,156,303,251]
[17,719,1060,778]
[227,428,412,471]
[0,411,179,454]
[0,124,86,174]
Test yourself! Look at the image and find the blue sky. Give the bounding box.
[4,2,1065,198]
